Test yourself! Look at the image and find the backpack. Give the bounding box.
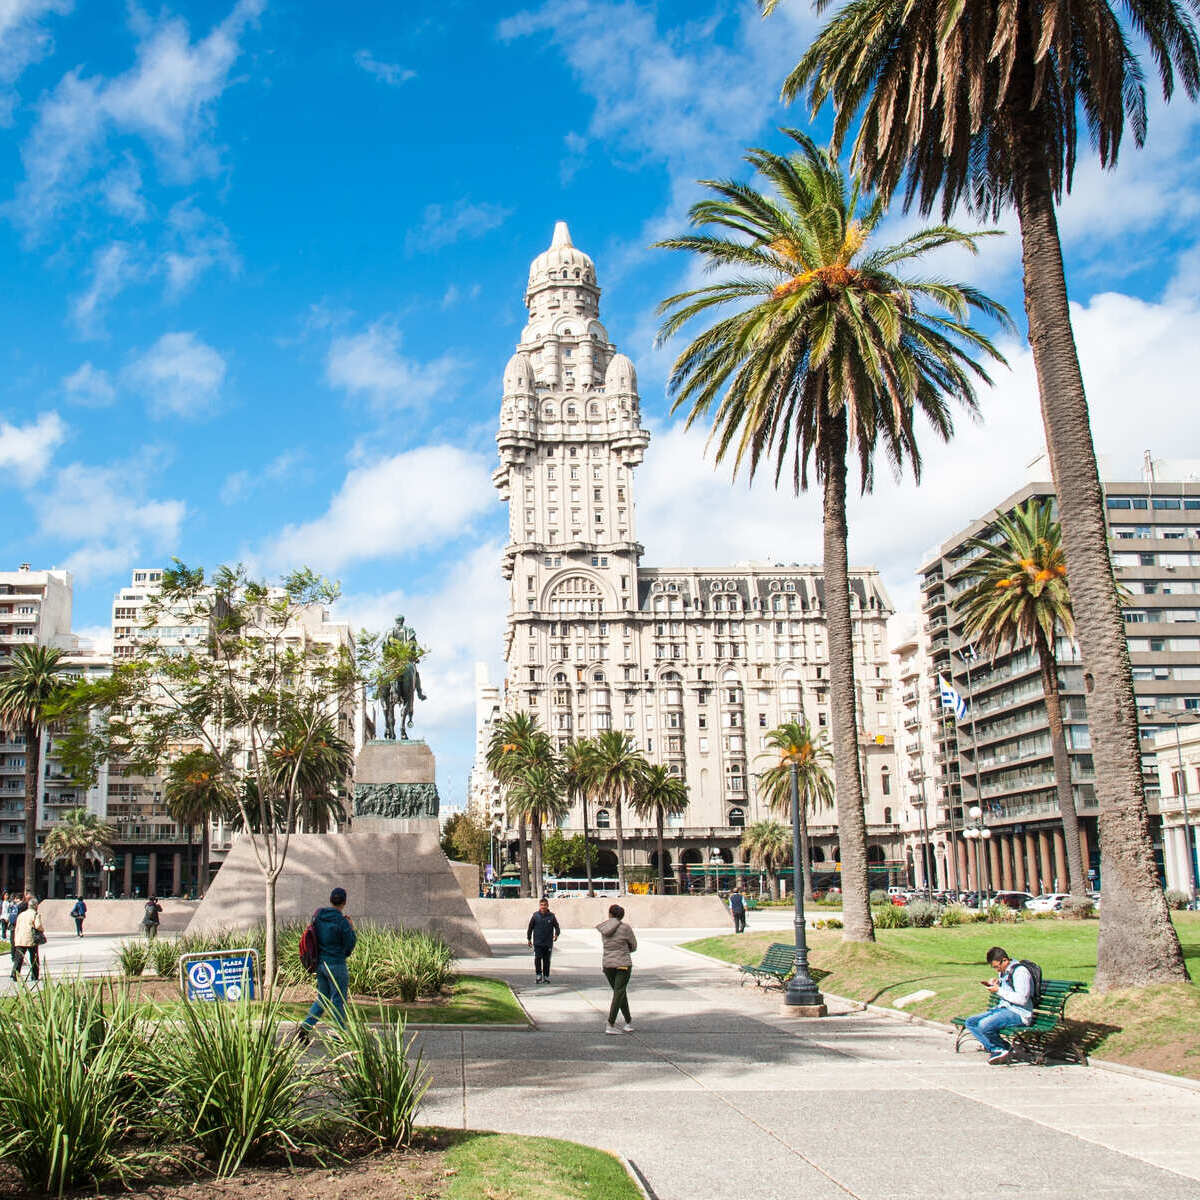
[1015,959,1043,1007]
[298,913,320,974]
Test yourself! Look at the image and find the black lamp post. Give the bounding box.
[784,756,825,1010]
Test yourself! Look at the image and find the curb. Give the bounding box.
[620,1154,656,1199]
[677,942,1200,1095]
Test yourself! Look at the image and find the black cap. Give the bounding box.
[330,887,347,905]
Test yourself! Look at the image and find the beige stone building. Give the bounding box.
[479,223,903,887]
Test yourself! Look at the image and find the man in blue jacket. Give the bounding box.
[963,946,1035,1065]
[296,886,357,1042]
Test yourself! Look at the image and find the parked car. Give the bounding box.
[1025,893,1068,913]
[991,891,1035,910]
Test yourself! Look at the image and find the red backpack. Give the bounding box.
[298,913,319,973]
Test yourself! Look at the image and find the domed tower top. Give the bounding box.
[524,221,600,321]
[502,351,536,396]
[604,352,638,397]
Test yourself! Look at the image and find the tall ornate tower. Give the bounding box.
[494,222,650,669]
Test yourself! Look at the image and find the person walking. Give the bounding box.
[295,886,357,1043]
[70,896,87,937]
[10,898,44,983]
[526,897,561,983]
[142,896,163,939]
[596,903,637,1035]
[962,946,1038,1065]
[0,892,9,942]
[729,886,747,934]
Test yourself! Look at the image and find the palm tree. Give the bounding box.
[588,730,648,895]
[655,131,1007,942]
[268,711,354,834]
[165,749,227,896]
[630,764,690,895]
[955,499,1087,896]
[768,0,1195,988]
[0,644,71,891]
[510,759,569,897]
[486,711,550,898]
[41,807,115,897]
[562,738,599,895]
[741,819,792,900]
[758,721,835,901]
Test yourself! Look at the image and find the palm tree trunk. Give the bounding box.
[531,811,544,898]
[582,789,595,897]
[186,823,195,899]
[75,861,84,898]
[21,718,39,894]
[613,793,627,895]
[656,804,667,894]
[201,821,210,895]
[1035,631,1087,896]
[799,803,814,902]
[1014,125,1186,986]
[821,412,874,943]
[768,868,779,901]
[517,815,529,899]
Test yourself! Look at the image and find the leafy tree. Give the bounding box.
[164,749,227,897]
[629,763,689,895]
[741,820,792,900]
[767,0,1195,988]
[758,721,834,901]
[656,131,1007,941]
[59,563,360,982]
[588,730,648,895]
[0,645,71,890]
[268,711,353,834]
[562,738,599,895]
[41,807,115,897]
[541,829,596,878]
[441,811,492,886]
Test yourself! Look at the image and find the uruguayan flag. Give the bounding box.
[939,675,967,721]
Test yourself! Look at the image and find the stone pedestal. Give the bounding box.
[779,1003,828,1018]
[352,739,440,835]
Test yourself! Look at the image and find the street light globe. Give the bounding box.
[963,828,977,840]
[981,828,992,840]
[969,805,982,820]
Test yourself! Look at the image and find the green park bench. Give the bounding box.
[953,979,1090,1064]
[738,942,829,990]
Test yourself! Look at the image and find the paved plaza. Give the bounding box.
[13,922,1200,1199]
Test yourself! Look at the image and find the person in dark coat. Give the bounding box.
[526,898,561,983]
[296,886,357,1041]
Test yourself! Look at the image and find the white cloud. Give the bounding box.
[353,49,415,87]
[70,241,141,337]
[124,331,226,419]
[261,445,495,573]
[405,199,511,253]
[220,448,307,505]
[0,411,67,484]
[334,540,508,806]
[12,0,263,234]
[325,322,459,413]
[0,0,71,124]
[638,290,1200,616]
[99,152,147,220]
[62,361,116,406]
[441,282,482,309]
[160,199,239,296]
[37,461,185,583]
[73,624,113,654]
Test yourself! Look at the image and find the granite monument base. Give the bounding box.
[352,739,440,835]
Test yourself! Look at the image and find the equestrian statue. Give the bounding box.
[378,614,428,740]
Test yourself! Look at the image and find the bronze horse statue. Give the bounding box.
[379,615,427,740]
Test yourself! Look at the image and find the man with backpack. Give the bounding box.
[728,887,747,934]
[142,896,163,939]
[70,896,87,937]
[294,886,357,1043]
[962,946,1041,1065]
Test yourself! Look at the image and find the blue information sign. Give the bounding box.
[181,950,258,1002]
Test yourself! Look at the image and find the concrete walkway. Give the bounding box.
[419,927,1200,1200]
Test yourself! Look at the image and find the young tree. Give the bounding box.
[656,131,1008,941]
[588,731,648,895]
[61,564,359,983]
[956,499,1087,895]
[0,645,71,890]
[164,749,226,898]
[741,820,792,900]
[758,721,835,901]
[768,0,1195,988]
[630,763,689,895]
[41,807,116,897]
[541,829,593,878]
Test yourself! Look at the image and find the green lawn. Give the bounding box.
[685,914,1200,1078]
[427,1129,640,1200]
[131,974,528,1025]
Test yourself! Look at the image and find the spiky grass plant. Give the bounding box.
[155,993,321,1176]
[0,982,160,1195]
[116,939,150,977]
[150,937,182,978]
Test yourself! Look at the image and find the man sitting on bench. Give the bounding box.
[962,946,1034,1066]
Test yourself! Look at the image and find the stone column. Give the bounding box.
[957,840,970,891]
[1012,834,1026,892]
[1052,829,1068,893]
[148,851,158,897]
[172,852,182,897]
[988,837,1001,894]
[123,853,133,897]
[1000,835,1014,891]
[1024,832,1040,894]
[1038,833,1053,896]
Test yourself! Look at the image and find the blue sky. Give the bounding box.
[4,0,1200,805]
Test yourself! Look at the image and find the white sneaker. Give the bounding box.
[604,1022,620,1035]
[623,1023,634,1032]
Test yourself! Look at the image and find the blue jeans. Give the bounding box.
[964,1006,1026,1054]
[303,959,350,1030]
